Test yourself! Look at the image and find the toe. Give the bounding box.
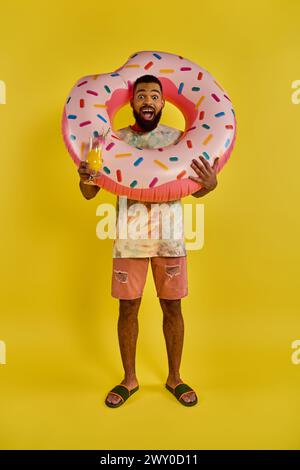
[182,391,196,403]
[107,393,121,405]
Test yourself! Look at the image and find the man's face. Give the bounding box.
[130,82,165,132]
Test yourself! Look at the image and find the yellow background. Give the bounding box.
[1,0,300,450]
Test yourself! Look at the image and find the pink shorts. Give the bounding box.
[111,256,188,300]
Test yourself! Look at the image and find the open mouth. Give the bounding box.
[141,108,155,120]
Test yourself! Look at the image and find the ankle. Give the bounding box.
[167,373,181,385]
[123,375,138,385]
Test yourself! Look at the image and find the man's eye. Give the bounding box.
[138,95,144,99]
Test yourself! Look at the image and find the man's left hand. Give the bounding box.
[189,156,219,191]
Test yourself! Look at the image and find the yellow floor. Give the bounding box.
[1,300,299,450]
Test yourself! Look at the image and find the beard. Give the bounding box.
[133,108,162,132]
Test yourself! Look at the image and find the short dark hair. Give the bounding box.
[133,74,163,95]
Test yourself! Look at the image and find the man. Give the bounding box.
[78,75,219,407]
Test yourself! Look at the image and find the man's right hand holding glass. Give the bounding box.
[78,161,101,200]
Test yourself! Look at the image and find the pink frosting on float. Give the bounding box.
[62,50,237,201]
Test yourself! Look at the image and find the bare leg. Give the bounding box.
[159,298,196,403]
[106,298,141,405]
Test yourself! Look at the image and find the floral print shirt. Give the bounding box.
[112,124,186,258]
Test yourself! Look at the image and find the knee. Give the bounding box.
[119,298,141,317]
[159,298,181,317]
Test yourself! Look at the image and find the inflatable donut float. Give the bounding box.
[62,50,237,202]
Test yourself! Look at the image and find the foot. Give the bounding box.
[166,378,197,404]
[105,378,139,406]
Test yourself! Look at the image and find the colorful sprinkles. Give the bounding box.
[177,170,186,179]
[211,93,220,102]
[149,177,158,187]
[203,134,213,145]
[97,114,108,123]
[196,96,205,108]
[154,160,169,170]
[134,157,144,166]
[65,51,235,193]
[116,169,122,182]
[86,90,98,96]
[178,82,184,94]
[115,153,132,158]
[79,120,91,127]
[145,61,153,70]
[106,142,115,151]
